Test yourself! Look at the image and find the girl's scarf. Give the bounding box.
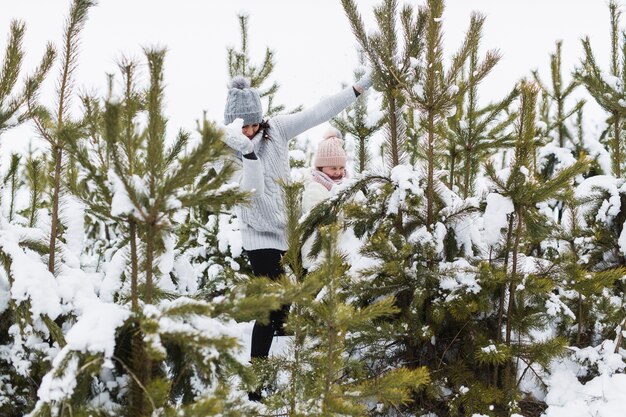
[311,169,347,191]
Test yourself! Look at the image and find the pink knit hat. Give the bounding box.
[314,128,347,168]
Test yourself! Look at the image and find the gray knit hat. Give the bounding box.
[224,76,263,126]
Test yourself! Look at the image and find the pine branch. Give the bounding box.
[56,0,95,128]
[0,20,25,103]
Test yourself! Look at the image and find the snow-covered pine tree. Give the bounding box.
[32,47,276,416]
[564,174,626,351]
[483,80,589,413]
[335,2,510,414]
[342,0,426,169]
[444,45,518,199]
[74,82,126,273]
[252,182,429,416]
[21,151,49,228]
[407,0,500,229]
[576,0,626,177]
[65,57,149,415]
[0,20,55,133]
[3,154,22,222]
[526,35,626,357]
[227,13,292,118]
[0,16,57,417]
[339,8,431,380]
[546,0,626,360]
[532,40,587,197]
[27,0,94,275]
[332,54,385,174]
[548,197,626,348]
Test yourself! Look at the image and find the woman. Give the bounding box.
[219,73,372,372]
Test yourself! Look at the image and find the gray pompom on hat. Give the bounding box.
[224,76,263,126]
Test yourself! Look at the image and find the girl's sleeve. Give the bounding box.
[272,86,356,142]
[302,182,329,213]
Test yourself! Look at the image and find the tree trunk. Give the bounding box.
[449,149,456,192]
[426,111,435,230]
[577,293,583,347]
[557,96,565,148]
[613,113,622,177]
[506,210,524,345]
[496,214,516,345]
[145,224,154,304]
[463,147,472,199]
[323,324,336,414]
[359,136,366,173]
[388,92,400,168]
[48,145,63,273]
[130,221,139,312]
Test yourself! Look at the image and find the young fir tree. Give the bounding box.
[0,16,57,417]
[549,197,626,348]
[252,182,429,416]
[27,0,94,275]
[74,84,125,273]
[332,3,513,415]
[566,174,626,353]
[33,48,276,417]
[576,0,626,177]
[227,13,290,118]
[332,54,385,174]
[21,151,50,228]
[342,0,427,169]
[533,41,586,181]
[568,0,626,355]
[407,0,500,229]
[340,6,433,352]
[0,20,55,133]
[483,81,589,413]
[444,46,518,199]
[316,168,465,415]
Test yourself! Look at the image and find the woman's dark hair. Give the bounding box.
[260,119,271,140]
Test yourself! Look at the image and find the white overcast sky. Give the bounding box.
[0,0,614,160]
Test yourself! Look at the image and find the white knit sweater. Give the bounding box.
[231,85,357,251]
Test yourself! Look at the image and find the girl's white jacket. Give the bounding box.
[300,170,334,269]
[301,171,332,213]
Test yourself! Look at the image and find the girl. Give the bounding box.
[301,127,349,269]
[219,75,372,372]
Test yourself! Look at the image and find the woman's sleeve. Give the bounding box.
[228,153,265,195]
[272,86,357,142]
[239,157,265,195]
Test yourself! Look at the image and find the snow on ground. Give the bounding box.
[543,341,626,417]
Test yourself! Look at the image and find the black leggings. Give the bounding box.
[247,249,289,359]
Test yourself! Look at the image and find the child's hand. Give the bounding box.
[218,118,254,154]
